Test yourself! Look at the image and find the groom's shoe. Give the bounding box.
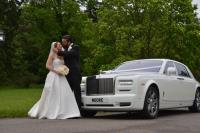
[68,116,81,119]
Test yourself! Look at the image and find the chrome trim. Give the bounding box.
[86,77,115,95]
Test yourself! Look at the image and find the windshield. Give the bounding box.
[114,60,163,72]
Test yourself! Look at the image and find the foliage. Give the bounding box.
[82,0,200,79]
[0,0,200,86]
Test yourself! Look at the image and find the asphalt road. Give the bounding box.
[0,109,200,133]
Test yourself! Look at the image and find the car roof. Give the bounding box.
[124,58,184,63]
[123,59,188,68]
[124,59,168,63]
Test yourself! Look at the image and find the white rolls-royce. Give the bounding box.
[81,59,200,119]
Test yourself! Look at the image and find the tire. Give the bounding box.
[188,89,200,112]
[143,86,159,119]
[81,110,97,117]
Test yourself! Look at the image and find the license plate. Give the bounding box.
[92,98,104,103]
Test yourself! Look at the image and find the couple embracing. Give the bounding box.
[28,35,82,119]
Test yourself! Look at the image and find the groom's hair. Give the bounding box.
[62,35,74,43]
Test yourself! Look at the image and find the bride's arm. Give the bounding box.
[57,45,79,58]
[46,54,59,74]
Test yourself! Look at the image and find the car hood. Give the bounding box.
[95,70,157,79]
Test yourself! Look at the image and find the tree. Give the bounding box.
[1,0,200,86]
[0,0,23,85]
[11,0,87,86]
[81,0,200,80]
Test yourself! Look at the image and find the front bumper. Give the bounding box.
[82,94,144,111]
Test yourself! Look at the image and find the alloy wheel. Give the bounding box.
[147,90,158,116]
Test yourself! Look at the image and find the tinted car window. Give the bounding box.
[114,60,163,72]
[164,61,175,74]
[174,62,190,77]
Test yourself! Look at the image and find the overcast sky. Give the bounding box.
[193,0,200,17]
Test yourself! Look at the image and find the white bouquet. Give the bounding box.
[56,65,69,75]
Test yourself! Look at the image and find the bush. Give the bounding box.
[11,71,40,88]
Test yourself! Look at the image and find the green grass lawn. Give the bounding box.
[0,86,42,118]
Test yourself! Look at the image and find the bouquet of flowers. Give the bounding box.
[57,65,69,75]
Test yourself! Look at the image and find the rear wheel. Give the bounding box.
[81,110,97,117]
[143,86,159,119]
[188,89,200,112]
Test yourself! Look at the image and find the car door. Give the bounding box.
[174,62,196,101]
[161,61,181,102]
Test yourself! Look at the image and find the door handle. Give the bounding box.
[177,77,184,80]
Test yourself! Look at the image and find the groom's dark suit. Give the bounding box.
[57,44,82,110]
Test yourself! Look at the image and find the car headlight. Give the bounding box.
[119,80,133,85]
[81,82,86,86]
[81,81,86,93]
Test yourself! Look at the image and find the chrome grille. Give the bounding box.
[86,76,114,95]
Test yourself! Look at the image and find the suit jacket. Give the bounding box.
[57,44,81,76]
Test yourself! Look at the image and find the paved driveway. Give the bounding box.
[0,109,200,133]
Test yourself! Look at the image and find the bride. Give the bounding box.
[28,42,80,119]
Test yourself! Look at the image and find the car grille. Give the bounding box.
[86,76,114,95]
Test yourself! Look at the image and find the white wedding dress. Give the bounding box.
[28,58,80,119]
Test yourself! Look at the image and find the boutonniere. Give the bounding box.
[68,46,72,51]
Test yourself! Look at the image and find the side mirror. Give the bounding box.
[167,67,177,76]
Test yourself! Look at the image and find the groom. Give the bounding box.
[55,35,82,112]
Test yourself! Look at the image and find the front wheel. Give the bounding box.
[143,87,159,119]
[188,89,200,112]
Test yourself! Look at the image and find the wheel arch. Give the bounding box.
[143,80,160,99]
[195,85,200,95]
[148,83,160,99]
[196,86,200,91]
